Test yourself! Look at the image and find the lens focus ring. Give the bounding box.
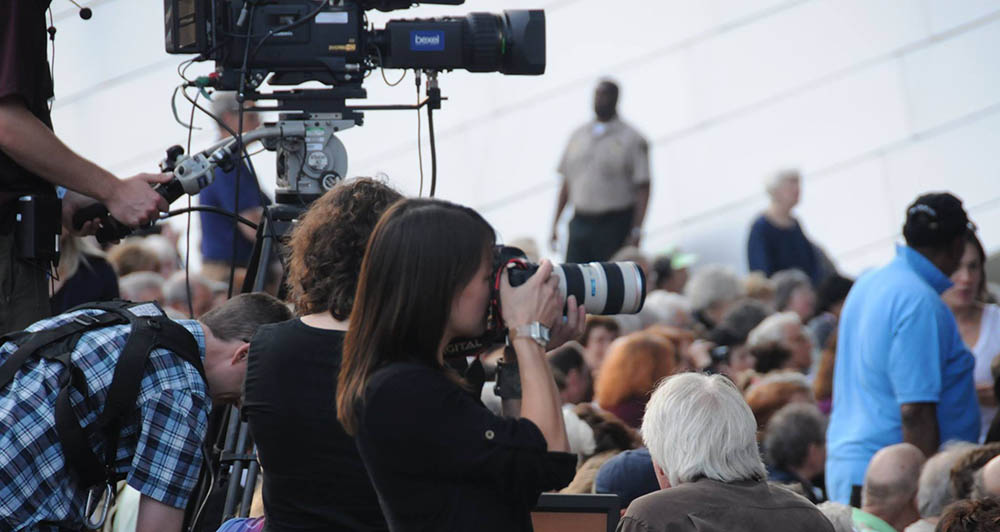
[464,13,502,72]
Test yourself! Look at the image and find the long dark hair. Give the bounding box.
[337,198,496,435]
[966,231,988,300]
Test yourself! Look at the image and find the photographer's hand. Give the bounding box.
[500,260,569,452]
[546,295,586,351]
[499,259,561,329]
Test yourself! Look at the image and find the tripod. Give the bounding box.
[183,201,304,530]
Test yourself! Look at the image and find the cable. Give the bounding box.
[46,8,56,112]
[416,73,424,196]
[185,89,200,318]
[428,100,437,198]
[373,45,407,87]
[227,1,258,299]
[248,0,326,66]
[177,87,277,299]
[171,85,201,130]
[165,206,257,230]
[178,38,230,84]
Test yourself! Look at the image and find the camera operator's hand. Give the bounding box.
[61,190,101,237]
[102,173,171,227]
[500,259,562,330]
[546,294,586,351]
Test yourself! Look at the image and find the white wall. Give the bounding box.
[49,0,1000,276]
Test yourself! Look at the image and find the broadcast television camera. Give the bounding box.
[158,0,546,207]
[75,0,546,242]
[164,0,546,90]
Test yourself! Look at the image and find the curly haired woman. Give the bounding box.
[241,177,402,532]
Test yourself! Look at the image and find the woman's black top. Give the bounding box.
[356,362,577,532]
[243,319,387,532]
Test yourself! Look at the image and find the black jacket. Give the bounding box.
[244,320,387,531]
[356,362,576,531]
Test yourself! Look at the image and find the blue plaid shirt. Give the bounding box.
[0,307,209,531]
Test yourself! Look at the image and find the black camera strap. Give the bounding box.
[494,344,522,400]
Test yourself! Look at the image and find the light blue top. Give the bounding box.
[825,245,978,502]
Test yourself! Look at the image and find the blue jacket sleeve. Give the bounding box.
[747,217,772,275]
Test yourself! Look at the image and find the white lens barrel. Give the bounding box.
[556,261,646,315]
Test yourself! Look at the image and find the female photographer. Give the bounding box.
[337,198,577,531]
[241,177,401,531]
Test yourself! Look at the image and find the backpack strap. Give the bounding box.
[95,314,203,484]
[0,312,125,392]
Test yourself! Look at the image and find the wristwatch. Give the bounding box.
[509,322,550,347]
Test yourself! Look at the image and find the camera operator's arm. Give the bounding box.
[500,261,569,452]
[628,182,650,246]
[0,96,170,228]
[550,179,569,251]
[627,136,651,246]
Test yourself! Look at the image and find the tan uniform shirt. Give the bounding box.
[557,118,650,214]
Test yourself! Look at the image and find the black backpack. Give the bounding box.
[0,300,204,527]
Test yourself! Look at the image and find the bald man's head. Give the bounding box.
[863,443,925,513]
[973,454,1000,499]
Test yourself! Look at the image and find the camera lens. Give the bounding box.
[554,262,646,315]
[501,245,646,316]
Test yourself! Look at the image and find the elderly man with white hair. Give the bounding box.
[685,265,743,330]
[747,311,814,374]
[641,290,693,329]
[747,169,824,285]
[619,373,834,532]
[163,271,216,318]
[118,271,165,303]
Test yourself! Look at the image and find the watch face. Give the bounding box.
[532,323,550,345]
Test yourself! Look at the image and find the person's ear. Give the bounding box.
[652,460,671,490]
[231,342,250,366]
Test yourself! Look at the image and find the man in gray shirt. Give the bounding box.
[551,79,650,263]
[618,373,834,532]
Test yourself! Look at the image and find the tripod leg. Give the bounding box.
[240,213,267,295]
[221,407,247,520]
[223,421,255,519]
[240,449,261,517]
[251,235,273,293]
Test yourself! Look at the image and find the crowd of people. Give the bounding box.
[4,168,998,531]
[1,5,997,527]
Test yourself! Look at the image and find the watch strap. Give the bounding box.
[510,322,550,347]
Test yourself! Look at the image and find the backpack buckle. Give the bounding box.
[84,482,115,529]
[73,314,99,326]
